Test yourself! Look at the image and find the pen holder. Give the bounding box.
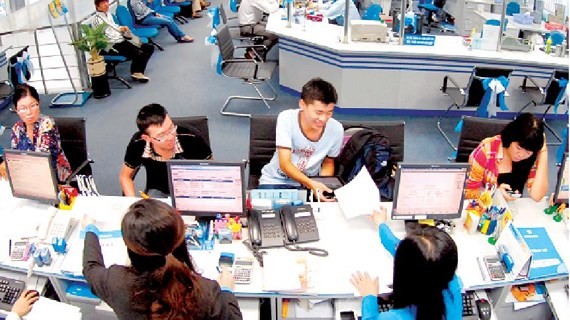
[59,196,76,210]
[185,221,215,250]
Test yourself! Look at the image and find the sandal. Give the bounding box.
[178,36,194,43]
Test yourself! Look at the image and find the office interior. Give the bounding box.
[0,0,569,319]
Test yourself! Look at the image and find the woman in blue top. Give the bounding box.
[350,207,463,320]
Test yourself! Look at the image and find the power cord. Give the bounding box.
[284,241,329,257]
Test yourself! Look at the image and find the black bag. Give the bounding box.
[336,127,395,201]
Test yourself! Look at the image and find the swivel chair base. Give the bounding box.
[436,102,460,150]
[220,80,277,117]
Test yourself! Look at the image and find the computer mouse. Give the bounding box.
[475,298,492,320]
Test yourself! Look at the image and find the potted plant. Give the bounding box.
[70,23,111,99]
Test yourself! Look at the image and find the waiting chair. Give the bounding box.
[215,25,278,117]
[248,115,278,189]
[362,4,382,21]
[103,55,132,89]
[519,69,569,145]
[339,120,405,163]
[53,117,94,184]
[116,5,163,51]
[506,2,520,16]
[549,31,565,46]
[454,116,509,163]
[437,66,513,149]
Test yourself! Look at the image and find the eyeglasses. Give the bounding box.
[150,125,177,142]
[16,102,39,114]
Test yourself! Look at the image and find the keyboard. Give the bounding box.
[376,296,393,313]
[462,291,478,319]
[0,276,25,311]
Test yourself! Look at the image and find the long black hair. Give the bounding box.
[391,225,458,320]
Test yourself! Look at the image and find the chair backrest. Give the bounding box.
[549,31,565,46]
[455,116,510,163]
[216,25,235,62]
[463,67,513,107]
[171,116,210,145]
[485,19,500,26]
[220,3,228,25]
[362,4,383,20]
[338,120,405,163]
[53,117,93,176]
[229,0,240,13]
[248,115,278,188]
[116,5,134,28]
[506,2,520,16]
[543,70,569,105]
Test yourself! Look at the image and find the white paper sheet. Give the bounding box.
[334,167,380,220]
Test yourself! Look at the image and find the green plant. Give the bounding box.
[70,23,109,61]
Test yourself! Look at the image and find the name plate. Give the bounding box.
[404,35,436,46]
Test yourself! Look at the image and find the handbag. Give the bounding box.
[122,30,142,48]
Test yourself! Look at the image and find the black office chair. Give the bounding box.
[248,115,277,189]
[453,116,510,163]
[128,116,211,192]
[339,120,405,163]
[437,66,513,150]
[103,55,132,89]
[215,25,277,117]
[53,117,94,184]
[518,69,568,145]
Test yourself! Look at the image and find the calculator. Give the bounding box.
[10,240,30,261]
[233,257,254,284]
[484,256,506,281]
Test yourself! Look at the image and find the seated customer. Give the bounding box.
[119,104,212,197]
[130,0,194,43]
[83,199,242,319]
[238,0,279,60]
[350,207,462,320]
[466,113,548,202]
[92,0,154,83]
[320,0,360,26]
[258,78,344,201]
[0,84,72,183]
[6,289,40,320]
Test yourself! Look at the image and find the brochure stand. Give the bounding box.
[47,0,91,108]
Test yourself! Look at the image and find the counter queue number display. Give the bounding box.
[4,150,59,203]
[391,163,470,220]
[167,161,246,217]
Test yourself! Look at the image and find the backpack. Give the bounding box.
[336,127,395,201]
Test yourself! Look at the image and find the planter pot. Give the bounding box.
[88,57,111,99]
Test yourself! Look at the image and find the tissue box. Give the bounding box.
[513,13,534,25]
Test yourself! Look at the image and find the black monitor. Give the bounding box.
[391,163,470,221]
[554,153,568,205]
[167,160,246,217]
[4,150,59,203]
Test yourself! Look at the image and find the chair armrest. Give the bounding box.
[224,58,258,64]
[235,44,268,50]
[521,76,544,95]
[441,75,463,94]
[64,159,95,185]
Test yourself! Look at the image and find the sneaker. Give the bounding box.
[131,73,150,83]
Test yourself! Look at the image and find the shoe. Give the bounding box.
[131,73,150,83]
[191,13,203,19]
[177,36,194,43]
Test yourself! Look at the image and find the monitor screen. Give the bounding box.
[167,160,246,217]
[4,150,59,203]
[391,163,469,220]
[554,153,568,204]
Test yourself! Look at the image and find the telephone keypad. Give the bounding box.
[262,223,282,238]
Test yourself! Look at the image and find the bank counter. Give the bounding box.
[266,10,569,115]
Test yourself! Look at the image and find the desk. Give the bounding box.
[266,10,569,116]
[1,182,568,319]
[474,10,549,34]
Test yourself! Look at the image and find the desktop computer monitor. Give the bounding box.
[167,160,246,217]
[4,150,59,203]
[554,153,568,205]
[391,163,470,221]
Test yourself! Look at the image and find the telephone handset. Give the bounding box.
[37,209,75,243]
[280,205,319,244]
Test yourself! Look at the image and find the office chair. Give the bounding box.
[116,5,163,51]
[103,55,132,89]
[437,66,513,149]
[339,120,405,163]
[505,2,520,16]
[0,46,14,111]
[454,116,510,163]
[248,115,278,189]
[518,69,568,145]
[215,25,278,117]
[53,117,94,184]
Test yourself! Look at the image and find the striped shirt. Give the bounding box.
[465,135,537,199]
[130,0,154,21]
[92,11,124,45]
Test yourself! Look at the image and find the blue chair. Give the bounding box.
[506,2,520,16]
[229,0,240,13]
[103,55,132,89]
[147,0,186,23]
[164,0,192,21]
[362,4,382,21]
[550,31,565,46]
[116,5,163,51]
[485,19,500,26]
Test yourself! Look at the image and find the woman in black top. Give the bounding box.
[83,199,242,320]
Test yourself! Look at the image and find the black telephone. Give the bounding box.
[248,205,319,248]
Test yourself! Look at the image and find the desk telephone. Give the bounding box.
[248,205,319,248]
[37,209,76,242]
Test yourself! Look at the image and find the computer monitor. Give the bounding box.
[4,150,59,203]
[167,160,246,217]
[554,153,568,205]
[391,163,470,221]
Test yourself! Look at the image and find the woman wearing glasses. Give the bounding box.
[119,103,212,198]
[0,84,72,183]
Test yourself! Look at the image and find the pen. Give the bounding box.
[8,239,11,256]
[140,191,150,199]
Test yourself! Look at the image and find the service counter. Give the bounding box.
[266,10,569,116]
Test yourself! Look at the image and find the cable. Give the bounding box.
[242,240,267,267]
[284,242,329,257]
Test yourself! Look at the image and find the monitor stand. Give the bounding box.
[405,219,455,235]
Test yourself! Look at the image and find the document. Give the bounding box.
[262,252,308,293]
[334,167,380,219]
[519,227,568,280]
[23,297,81,320]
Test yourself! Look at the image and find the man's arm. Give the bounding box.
[320,157,335,176]
[119,164,137,197]
[278,148,332,200]
[254,0,279,14]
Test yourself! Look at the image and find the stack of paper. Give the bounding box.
[262,253,307,293]
[334,167,380,220]
[23,297,82,320]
